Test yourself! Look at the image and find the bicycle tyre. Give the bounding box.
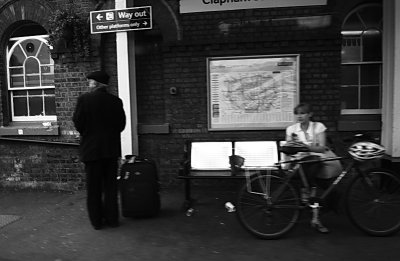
[236,174,300,239]
[345,168,400,236]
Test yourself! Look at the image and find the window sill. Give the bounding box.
[0,122,59,136]
[341,109,381,115]
[338,114,381,131]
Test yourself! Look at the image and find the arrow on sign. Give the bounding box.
[143,21,148,26]
[96,14,103,21]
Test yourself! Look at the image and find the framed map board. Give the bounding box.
[207,55,299,131]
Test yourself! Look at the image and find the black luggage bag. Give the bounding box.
[119,156,161,218]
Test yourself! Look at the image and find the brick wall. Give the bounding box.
[0,0,366,189]
[0,139,83,190]
[0,0,101,190]
[135,2,344,185]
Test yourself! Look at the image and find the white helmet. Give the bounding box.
[348,142,385,161]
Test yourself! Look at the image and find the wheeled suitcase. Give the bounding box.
[119,155,161,218]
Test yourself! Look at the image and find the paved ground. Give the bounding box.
[0,184,399,261]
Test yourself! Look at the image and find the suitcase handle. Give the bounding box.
[125,155,137,163]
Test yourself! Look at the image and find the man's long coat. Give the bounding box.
[73,87,126,162]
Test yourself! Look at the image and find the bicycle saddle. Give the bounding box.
[348,141,385,161]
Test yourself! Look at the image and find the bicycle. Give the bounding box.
[236,135,400,239]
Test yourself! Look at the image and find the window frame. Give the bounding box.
[7,35,56,122]
[340,3,382,115]
[340,60,382,115]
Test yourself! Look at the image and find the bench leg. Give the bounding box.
[183,179,193,210]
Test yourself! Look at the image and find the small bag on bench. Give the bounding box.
[229,155,245,176]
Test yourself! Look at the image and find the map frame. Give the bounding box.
[207,54,299,131]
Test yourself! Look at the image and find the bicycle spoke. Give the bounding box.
[237,175,300,239]
[346,169,400,236]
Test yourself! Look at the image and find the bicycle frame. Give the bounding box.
[244,154,360,204]
[237,138,400,238]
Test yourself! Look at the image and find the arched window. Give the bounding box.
[340,3,382,114]
[7,35,55,121]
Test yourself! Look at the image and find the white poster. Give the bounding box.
[207,55,299,130]
[180,0,327,13]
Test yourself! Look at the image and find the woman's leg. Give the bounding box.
[300,156,330,233]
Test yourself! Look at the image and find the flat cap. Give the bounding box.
[86,71,109,85]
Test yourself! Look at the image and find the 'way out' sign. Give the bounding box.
[90,6,152,34]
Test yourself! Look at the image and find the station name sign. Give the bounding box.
[180,0,327,13]
[90,6,152,34]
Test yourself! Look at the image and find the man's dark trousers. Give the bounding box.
[85,158,119,227]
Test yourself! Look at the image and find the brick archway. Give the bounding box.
[134,0,181,42]
[0,0,52,32]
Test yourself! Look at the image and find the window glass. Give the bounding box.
[22,39,41,56]
[341,66,358,85]
[29,96,43,116]
[45,96,56,115]
[41,65,53,73]
[9,45,25,66]
[340,87,358,109]
[342,14,361,31]
[10,67,23,75]
[341,37,361,62]
[13,97,28,116]
[358,5,382,27]
[44,89,54,95]
[360,86,380,109]
[26,75,40,87]
[363,32,382,61]
[25,57,39,74]
[360,64,380,85]
[37,43,51,64]
[28,89,42,96]
[41,75,54,85]
[10,76,24,88]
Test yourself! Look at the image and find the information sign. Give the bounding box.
[207,55,299,131]
[90,6,152,34]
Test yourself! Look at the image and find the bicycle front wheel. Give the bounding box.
[236,174,300,239]
[345,168,400,236]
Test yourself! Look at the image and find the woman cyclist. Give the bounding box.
[285,103,342,233]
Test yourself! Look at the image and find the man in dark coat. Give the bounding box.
[73,71,126,230]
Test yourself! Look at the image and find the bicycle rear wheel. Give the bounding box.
[236,174,300,239]
[345,168,400,236]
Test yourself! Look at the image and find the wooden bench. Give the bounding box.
[177,140,281,209]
